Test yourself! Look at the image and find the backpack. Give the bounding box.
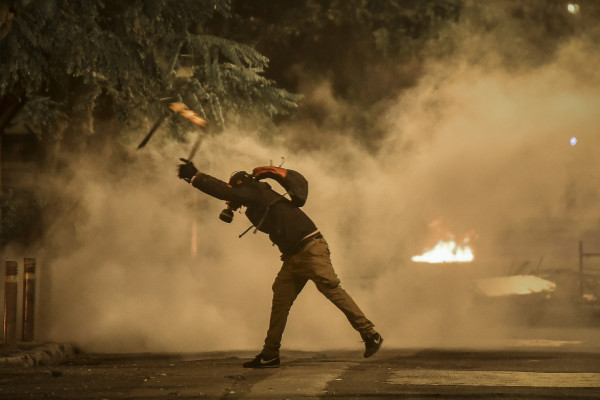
[252,166,308,207]
[237,166,309,238]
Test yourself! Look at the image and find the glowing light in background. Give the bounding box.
[570,136,578,146]
[567,3,580,14]
[191,221,198,257]
[475,275,556,297]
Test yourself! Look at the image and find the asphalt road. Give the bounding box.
[1,343,600,400]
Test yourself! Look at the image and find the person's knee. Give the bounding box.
[272,296,294,310]
[315,277,341,292]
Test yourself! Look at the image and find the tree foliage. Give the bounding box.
[0,0,299,149]
[180,34,301,132]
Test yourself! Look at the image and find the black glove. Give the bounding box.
[178,160,198,183]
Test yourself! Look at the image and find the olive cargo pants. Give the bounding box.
[262,237,376,357]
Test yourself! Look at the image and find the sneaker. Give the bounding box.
[362,332,383,358]
[242,353,280,368]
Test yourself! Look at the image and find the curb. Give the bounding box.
[0,343,79,368]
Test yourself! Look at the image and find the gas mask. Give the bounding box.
[218,171,253,223]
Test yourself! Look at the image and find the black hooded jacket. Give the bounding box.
[191,173,318,255]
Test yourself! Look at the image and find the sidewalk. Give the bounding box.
[0,342,79,367]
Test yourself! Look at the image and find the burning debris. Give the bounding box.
[411,239,475,263]
[412,219,476,263]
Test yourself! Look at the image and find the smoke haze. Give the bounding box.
[30,3,600,352]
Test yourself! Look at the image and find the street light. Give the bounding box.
[567,3,580,15]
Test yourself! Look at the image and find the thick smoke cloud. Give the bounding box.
[33,4,600,352]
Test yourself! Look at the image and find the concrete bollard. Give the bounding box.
[3,261,18,345]
[22,258,36,342]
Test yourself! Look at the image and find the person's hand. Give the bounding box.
[178,160,198,183]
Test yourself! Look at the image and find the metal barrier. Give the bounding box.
[22,258,36,342]
[2,258,37,345]
[578,241,600,299]
[2,261,18,345]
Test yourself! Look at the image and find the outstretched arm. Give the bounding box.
[178,161,259,205]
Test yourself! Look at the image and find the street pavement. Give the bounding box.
[1,339,600,399]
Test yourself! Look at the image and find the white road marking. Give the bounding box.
[389,370,600,387]
[246,361,354,399]
[506,338,583,347]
